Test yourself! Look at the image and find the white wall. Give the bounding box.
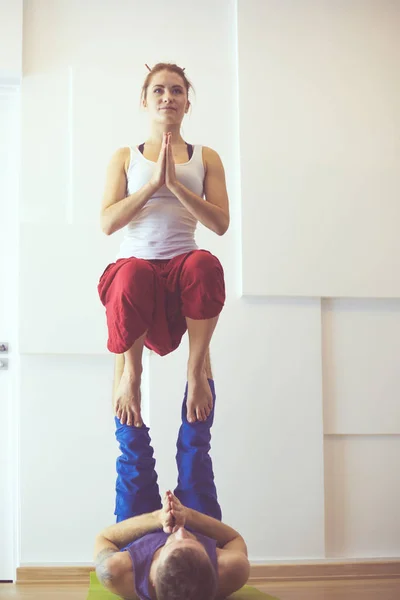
[16,0,399,568]
[0,0,23,84]
[323,298,400,558]
[238,0,400,298]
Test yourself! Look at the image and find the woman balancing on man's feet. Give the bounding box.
[98,62,229,427]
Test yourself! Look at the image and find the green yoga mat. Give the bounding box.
[87,572,279,600]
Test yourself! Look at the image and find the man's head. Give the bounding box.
[155,527,218,600]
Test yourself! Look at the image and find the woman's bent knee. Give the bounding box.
[115,258,155,293]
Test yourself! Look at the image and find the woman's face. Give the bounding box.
[144,69,190,124]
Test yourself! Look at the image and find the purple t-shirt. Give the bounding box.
[123,530,218,600]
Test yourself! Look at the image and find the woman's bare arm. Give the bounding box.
[100,147,158,235]
[167,147,230,236]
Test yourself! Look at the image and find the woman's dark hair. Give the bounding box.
[141,62,194,103]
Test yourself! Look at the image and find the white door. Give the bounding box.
[0,86,19,581]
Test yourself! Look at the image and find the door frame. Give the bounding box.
[0,84,21,582]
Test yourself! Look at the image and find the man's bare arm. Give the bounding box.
[93,535,137,600]
[185,508,248,554]
[94,547,118,586]
[220,534,248,554]
[97,510,162,549]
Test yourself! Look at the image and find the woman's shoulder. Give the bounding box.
[111,146,132,160]
[111,146,139,175]
[201,146,219,158]
[200,146,224,172]
[108,146,132,170]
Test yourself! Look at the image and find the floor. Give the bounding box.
[0,579,399,600]
[258,578,400,599]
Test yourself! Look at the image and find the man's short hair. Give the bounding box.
[155,545,218,600]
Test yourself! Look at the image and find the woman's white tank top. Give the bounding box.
[116,145,205,260]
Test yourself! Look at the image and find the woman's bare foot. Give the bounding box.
[187,370,213,423]
[114,368,143,427]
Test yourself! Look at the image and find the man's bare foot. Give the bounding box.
[114,369,143,427]
[187,371,213,423]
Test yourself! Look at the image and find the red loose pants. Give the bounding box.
[98,250,225,356]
